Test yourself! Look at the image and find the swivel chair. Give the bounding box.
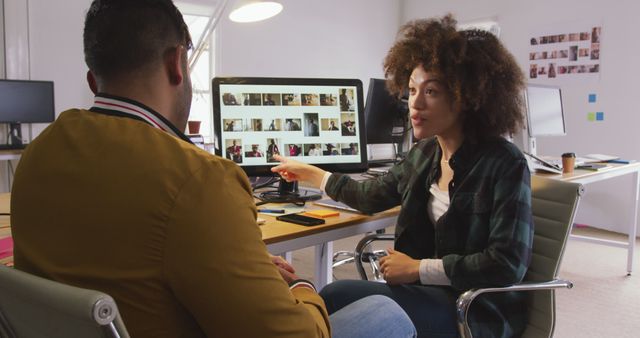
[333,229,388,280]
[0,265,130,338]
[353,176,583,337]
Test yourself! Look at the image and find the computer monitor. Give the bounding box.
[523,84,565,156]
[0,79,55,149]
[212,77,367,198]
[363,78,408,163]
[364,78,408,144]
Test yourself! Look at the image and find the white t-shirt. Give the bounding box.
[419,183,452,286]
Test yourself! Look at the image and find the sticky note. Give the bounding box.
[304,209,340,218]
[596,112,604,121]
[0,237,13,260]
[588,94,597,103]
[587,112,595,121]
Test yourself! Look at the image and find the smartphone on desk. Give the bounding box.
[276,213,325,226]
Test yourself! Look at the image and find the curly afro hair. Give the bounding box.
[383,14,525,139]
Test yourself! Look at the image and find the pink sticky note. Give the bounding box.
[0,237,14,259]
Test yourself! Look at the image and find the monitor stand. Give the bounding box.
[278,179,299,196]
[279,178,323,200]
[0,123,26,150]
[528,136,537,156]
[265,178,322,203]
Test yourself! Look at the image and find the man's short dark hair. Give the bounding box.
[84,0,192,81]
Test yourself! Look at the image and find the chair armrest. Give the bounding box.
[354,234,395,280]
[456,279,573,338]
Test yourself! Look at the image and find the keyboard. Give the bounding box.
[313,198,361,213]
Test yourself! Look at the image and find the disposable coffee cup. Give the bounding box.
[562,152,576,173]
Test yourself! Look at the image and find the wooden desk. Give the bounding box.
[0,192,398,288]
[0,193,11,266]
[261,205,398,289]
[5,163,636,282]
[0,193,9,213]
[0,150,22,161]
[0,149,23,190]
[535,162,640,274]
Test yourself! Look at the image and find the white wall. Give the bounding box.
[0,0,5,78]
[215,0,400,90]
[28,0,93,112]
[0,0,91,192]
[1,0,31,192]
[3,0,90,109]
[402,0,640,235]
[0,0,402,192]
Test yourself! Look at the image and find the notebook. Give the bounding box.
[583,154,620,162]
[540,155,589,167]
[304,209,340,218]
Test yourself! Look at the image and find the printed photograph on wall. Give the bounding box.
[528,24,602,80]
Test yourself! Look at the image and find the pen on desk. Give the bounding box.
[257,209,286,214]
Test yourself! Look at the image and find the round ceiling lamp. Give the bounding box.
[229,1,283,23]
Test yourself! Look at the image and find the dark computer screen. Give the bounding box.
[212,77,367,176]
[0,79,55,123]
[364,78,407,144]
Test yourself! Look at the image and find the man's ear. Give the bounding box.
[86,70,98,94]
[166,45,186,86]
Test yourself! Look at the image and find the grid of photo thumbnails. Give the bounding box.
[220,86,361,165]
[529,26,601,79]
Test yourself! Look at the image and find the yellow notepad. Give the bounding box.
[304,209,340,218]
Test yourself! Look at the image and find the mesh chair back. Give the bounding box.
[0,265,130,338]
[522,176,582,338]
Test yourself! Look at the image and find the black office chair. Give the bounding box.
[0,265,130,338]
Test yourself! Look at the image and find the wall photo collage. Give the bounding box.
[529,26,601,79]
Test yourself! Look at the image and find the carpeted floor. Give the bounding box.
[553,227,640,337]
[290,226,640,337]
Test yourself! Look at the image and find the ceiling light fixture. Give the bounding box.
[228,1,283,23]
[189,0,284,69]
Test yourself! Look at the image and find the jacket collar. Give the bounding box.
[90,93,193,144]
[448,137,482,172]
[425,136,485,185]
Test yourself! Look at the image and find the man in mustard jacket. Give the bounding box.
[10,1,415,337]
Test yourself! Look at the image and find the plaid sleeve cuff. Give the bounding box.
[289,279,317,292]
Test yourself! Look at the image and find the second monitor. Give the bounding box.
[524,83,565,156]
[364,78,409,163]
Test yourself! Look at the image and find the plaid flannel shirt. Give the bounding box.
[325,136,533,338]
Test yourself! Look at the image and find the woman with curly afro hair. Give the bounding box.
[272,14,532,338]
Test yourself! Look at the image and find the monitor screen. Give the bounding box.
[0,79,55,123]
[212,77,367,176]
[525,84,565,137]
[364,78,407,144]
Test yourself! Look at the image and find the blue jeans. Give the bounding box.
[322,280,458,338]
[330,294,416,338]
